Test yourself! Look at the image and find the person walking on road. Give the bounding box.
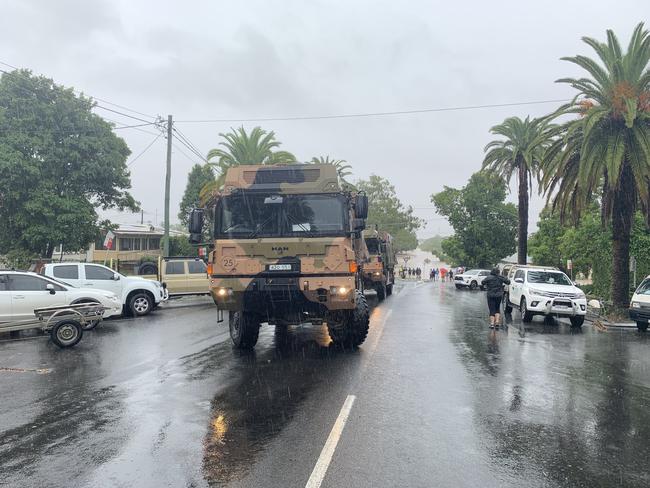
[482,268,510,329]
[448,270,454,282]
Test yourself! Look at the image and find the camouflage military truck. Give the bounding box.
[188,163,370,349]
[362,230,396,301]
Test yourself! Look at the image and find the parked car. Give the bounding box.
[141,257,210,298]
[42,263,166,316]
[454,269,491,290]
[0,271,122,323]
[629,275,650,332]
[505,266,587,327]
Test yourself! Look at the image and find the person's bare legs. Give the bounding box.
[489,314,495,328]
[494,312,501,328]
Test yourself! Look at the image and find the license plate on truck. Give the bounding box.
[268,264,292,271]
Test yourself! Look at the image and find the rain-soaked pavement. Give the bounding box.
[1,281,650,487]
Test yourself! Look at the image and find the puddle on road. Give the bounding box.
[200,325,358,485]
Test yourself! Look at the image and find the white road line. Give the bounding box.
[305,394,356,488]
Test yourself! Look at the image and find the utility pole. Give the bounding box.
[163,114,172,257]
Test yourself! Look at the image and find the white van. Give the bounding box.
[630,275,650,331]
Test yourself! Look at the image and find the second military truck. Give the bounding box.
[362,230,395,300]
[189,163,370,349]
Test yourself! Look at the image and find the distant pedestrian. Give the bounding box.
[448,270,454,281]
[482,268,511,329]
[416,268,421,279]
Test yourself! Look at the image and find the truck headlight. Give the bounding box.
[632,301,642,309]
[216,287,233,297]
[330,286,349,295]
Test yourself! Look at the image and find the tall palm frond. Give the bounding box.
[539,22,650,308]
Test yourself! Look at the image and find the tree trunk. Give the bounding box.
[611,161,636,310]
[517,160,529,265]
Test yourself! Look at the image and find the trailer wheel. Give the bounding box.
[51,320,83,348]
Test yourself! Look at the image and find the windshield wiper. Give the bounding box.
[248,215,276,239]
[285,213,315,238]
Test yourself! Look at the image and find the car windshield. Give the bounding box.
[464,270,479,275]
[215,193,347,238]
[527,271,572,286]
[635,279,650,296]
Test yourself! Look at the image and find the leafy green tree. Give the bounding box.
[0,69,138,257]
[419,235,445,254]
[432,172,517,268]
[356,175,423,251]
[483,116,553,265]
[168,235,196,256]
[201,126,296,202]
[179,164,215,240]
[528,209,566,269]
[310,156,354,188]
[540,23,650,309]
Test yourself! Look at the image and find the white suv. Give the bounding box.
[454,269,491,290]
[43,263,167,317]
[505,267,587,327]
[0,271,122,323]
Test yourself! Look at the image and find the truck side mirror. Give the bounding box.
[188,208,205,244]
[354,194,368,220]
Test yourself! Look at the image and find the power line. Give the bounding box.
[175,99,571,123]
[128,132,163,167]
[173,126,206,160]
[171,130,208,163]
[0,59,157,119]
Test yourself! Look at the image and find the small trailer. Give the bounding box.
[0,303,106,348]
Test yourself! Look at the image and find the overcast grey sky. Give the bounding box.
[1,0,646,237]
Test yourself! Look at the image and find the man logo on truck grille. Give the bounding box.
[271,246,289,254]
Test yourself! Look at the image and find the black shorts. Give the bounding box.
[487,296,502,316]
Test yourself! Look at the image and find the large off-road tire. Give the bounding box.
[636,321,648,332]
[570,316,585,328]
[327,291,370,348]
[376,283,386,301]
[229,311,261,349]
[521,298,533,323]
[128,292,154,316]
[386,283,393,296]
[50,320,83,348]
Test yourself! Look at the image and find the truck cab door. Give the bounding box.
[83,265,122,296]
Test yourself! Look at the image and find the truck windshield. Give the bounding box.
[365,238,380,254]
[216,193,347,238]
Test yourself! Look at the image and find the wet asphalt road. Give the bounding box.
[2,281,650,488]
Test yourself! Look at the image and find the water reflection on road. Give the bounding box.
[445,284,650,487]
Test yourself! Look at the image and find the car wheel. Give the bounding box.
[570,316,585,328]
[72,299,101,330]
[469,281,477,291]
[455,284,462,290]
[636,321,648,332]
[138,262,158,275]
[129,292,153,316]
[521,298,533,322]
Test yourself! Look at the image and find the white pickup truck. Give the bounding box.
[43,263,166,316]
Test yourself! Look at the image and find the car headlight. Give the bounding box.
[576,291,586,299]
[632,301,642,309]
[529,288,552,297]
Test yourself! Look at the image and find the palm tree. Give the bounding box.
[540,22,650,309]
[200,126,296,203]
[482,116,553,264]
[310,156,354,187]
